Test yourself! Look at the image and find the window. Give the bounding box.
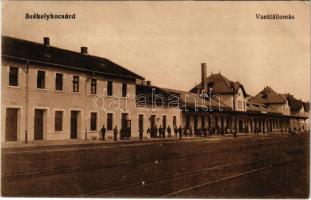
[55,111,63,131]
[107,113,113,130]
[55,73,63,91]
[243,102,246,110]
[73,76,79,92]
[91,79,97,94]
[107,81,113,96]
[122,83,127,97]
[90,112,97,131]
[9,67,18,86]
[237,100,242,110]
[173,116,177,128]
[37,70,45,89]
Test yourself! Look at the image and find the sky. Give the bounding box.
[2,1,310,101]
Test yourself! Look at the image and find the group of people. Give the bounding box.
[99,125,123,141]
[99,124,237,142]
[146,125,184,139]
[146,125,233,138]
[146,125,173,138]
[99,125,134,141]
[99,123,302,142]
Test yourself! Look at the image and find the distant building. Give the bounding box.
[250,87,290,115]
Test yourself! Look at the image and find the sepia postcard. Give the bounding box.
[1,1,310,198]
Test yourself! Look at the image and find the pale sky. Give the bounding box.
[2,1,310,101]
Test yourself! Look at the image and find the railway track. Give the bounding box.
[2,134,306,180]
[3,134,302,167]
[1,134,308,197]
[2,138,305,180]
[80,149,303,197]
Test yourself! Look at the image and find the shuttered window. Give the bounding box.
[73,76,79,92]
[91,79,97,94]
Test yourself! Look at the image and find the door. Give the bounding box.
[239,120,243,133]
[5,108,18,141]
[150,115,156,128]
[126,120,131,138]
[34,109,44,140]
[162,115,167,129]
[70,111,78,139]
[121,113,129,138]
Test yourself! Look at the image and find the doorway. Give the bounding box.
[34,109,45,140]
[70,111,79,139]
[5,108,19,141]
[239,119,243,133]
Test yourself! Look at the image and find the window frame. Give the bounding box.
[122,83,127,97]
[9,66,19,87]
[55,73,64,91]
[37,70,46,89]
[72,75,79,92]
[107,113,113,130]
[54,111,63,131]
[107,81,113,96]
[90,112,97,131]
[237,100,242,110]
[91,78,97,94]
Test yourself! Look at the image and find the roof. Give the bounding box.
[160,87,232,111]
[285,94,304,112]
[136,84,172,106]
[136,84,231,111]
[190,73,247,96]
[247,102,281,115]
[2,35,144,80]
[303,102,310,112]
[249,86,286,105]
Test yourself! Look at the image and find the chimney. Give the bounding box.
[43,37,50,46]
[201,63,207,92]
[146,81,151,86]
[81,47,88,55]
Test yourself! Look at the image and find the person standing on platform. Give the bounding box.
[100,125,106,140]
[174,126,178,138]
[178,126,183,139]
[155,125,158,138]
[113,126,118,141]
[147,127,151,137]
[139,127,144,141]
[167,125,171,138]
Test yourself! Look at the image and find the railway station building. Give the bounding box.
[2,36,309,142]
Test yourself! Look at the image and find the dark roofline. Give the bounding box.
[3,54,142,80]
[2,35,144,80]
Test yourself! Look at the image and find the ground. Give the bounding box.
[1,133,309,198]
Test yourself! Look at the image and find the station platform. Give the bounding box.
[1,132,295,153]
